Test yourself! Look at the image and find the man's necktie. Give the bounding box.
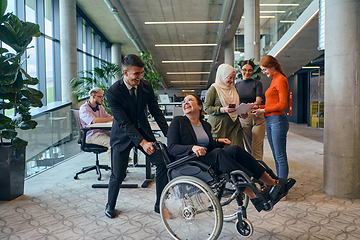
[130,87,136,102]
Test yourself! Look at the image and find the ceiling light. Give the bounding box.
[182,90,195,92]
[242,16,276,19]
[274,9,319,57]
[260,4,299,7]
[162,60,213,63]
[167,72,210,75]
[312,73,320,75]
[260,11,286,13]
[145,21,223,24]
[302,66,320,69]
[280,20,296,23]
[155,44,217,47]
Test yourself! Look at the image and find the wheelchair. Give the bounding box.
[154,141,280,239]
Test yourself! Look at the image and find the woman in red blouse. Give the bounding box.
[252,55,290,185]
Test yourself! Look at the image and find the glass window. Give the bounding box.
[44,0,53,37]
[26,38,37,78]
[25,0,36,23]
[45,37,54,103]
[6,0,15,13]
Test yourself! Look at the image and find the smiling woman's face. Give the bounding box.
[223,71,236,87]
[240,64,254,80]
[182,95,202,116]
[260,66,277,77]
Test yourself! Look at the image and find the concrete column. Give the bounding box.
[111,43,122,81]
[323,0,360,198]
[59,0,77,103]
[224,38,235,66]
[244,0,260,63]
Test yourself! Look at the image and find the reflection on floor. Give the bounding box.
[1,124,360,239]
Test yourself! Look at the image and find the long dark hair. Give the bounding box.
[259,55,286,77]
[240,60,255,70]
[186,93,204,120]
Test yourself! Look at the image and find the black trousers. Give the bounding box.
[199,145,265,179]
[107,143,167,209]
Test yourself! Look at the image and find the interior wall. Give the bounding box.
[287,73,309,124]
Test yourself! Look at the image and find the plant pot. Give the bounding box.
[0,143,26,201]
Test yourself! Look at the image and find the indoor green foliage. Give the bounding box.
[70,61,122,114]
[235,58,261,80]
[138,51,162,97]
[0,0,43,149]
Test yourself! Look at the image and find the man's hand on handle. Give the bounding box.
[140,139,155,155]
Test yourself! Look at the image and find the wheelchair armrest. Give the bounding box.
[167,153,198,169]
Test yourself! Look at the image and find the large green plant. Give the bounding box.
[139,51,162,97]
[235,58,261,80]
[70,61,121,114]
[0,0,43,149]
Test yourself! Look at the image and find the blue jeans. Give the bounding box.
[265,114,289,179]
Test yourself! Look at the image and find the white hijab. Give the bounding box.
[211,63,239,122]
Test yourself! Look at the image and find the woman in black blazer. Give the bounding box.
[167,93,291,212]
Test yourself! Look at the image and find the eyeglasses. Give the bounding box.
[95,95,104,99]
[241,68,253,73]
[182,98,194,105]
[226,76,236,81]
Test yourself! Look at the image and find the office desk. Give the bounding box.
[87,122,159,188]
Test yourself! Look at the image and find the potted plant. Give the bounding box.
[0,0,43,201]
[138,51,162,99]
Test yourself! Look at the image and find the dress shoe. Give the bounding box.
[154,205,160,214]
[105,204,117,218]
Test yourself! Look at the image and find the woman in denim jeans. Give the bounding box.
[251,55,290,187]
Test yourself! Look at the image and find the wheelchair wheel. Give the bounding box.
[217,182,249,222]
[235,218,253,237]
[160,176,223,240]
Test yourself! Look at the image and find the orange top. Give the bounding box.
[260,72,289,117]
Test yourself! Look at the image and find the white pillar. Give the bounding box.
[323,0,360,198]
[224,38,235,66]
[111,43,122,81]
[244,0,260,63]
[59,0,77,103]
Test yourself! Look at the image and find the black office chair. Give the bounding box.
[72,109,111,181]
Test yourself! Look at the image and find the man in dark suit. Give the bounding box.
[105,54,168,218]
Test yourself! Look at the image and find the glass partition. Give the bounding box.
[309,70,324,128]
[16,105,81,178]
[236,0,314,58]
[259,0,313,56]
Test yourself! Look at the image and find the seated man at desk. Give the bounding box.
[79,87,114,160]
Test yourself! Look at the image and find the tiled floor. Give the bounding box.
[1,123,360,239]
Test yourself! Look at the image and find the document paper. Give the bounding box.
[232,103,256,115]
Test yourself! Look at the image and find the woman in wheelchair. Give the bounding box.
[167,93,295,212]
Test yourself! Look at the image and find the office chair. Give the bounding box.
[72,109,111,181]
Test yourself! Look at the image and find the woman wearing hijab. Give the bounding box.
[204,63,244,148]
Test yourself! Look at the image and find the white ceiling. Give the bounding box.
[77,0,321,91]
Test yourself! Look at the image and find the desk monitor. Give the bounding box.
[159,94,170,103]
